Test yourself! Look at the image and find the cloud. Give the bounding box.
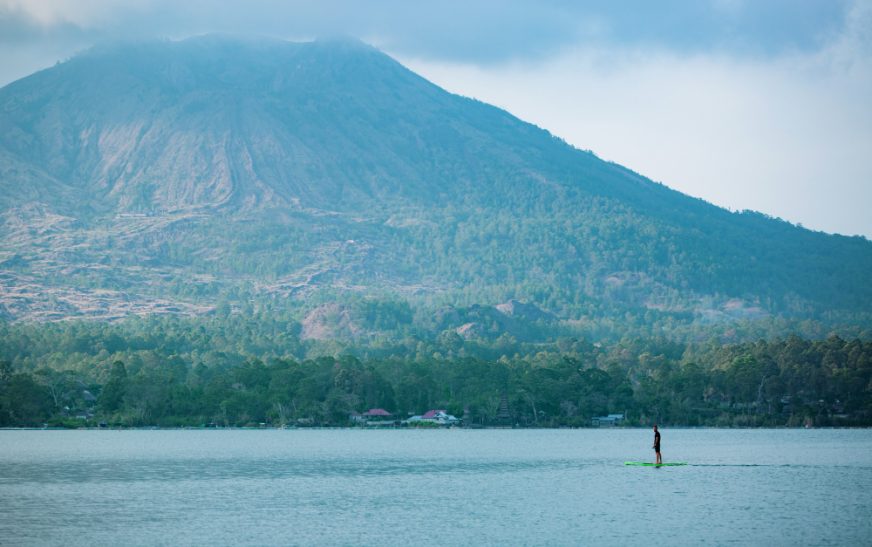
[0,0,858,83]
[0,0,855,58]
[0,0,857,89]
[0,0,148,28]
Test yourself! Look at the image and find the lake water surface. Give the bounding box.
[1,429,871,546]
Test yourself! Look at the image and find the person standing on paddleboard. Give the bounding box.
[653,425,662,464]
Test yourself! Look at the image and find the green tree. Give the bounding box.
[99,361,128,413]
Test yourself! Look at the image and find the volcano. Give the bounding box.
[1,35,870,337]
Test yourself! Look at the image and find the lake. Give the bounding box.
[1,429,870,546]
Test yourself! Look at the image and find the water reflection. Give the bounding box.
[0,456,590,484]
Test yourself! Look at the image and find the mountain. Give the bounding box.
[1,35,871,340]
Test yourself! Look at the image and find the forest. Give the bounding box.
[1,316,869,428]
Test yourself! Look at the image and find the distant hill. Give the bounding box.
[1,35,870,340]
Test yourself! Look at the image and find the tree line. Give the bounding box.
[1,320,869,428]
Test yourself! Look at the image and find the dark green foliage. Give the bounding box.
[1,319,870,427]
[0,361,53,426]
[98,360,127,412]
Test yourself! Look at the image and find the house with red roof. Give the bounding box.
[363,408,392,418]
[359,408,395,426]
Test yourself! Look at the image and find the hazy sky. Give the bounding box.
[2,0,870,236]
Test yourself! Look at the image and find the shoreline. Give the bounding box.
[3,425,871,431]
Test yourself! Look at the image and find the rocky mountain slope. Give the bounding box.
[1,35,870,339]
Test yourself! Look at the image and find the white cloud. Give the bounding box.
[0,0,143,27]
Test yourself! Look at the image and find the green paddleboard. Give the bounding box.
[624,462,687,466]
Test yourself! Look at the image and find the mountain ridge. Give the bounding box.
[1,35,870,340]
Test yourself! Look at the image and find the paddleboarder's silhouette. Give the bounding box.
[653,425,662,464]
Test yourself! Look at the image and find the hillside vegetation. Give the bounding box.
[1,317,870,427]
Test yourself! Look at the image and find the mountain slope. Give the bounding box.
[0,36,663,213]
[1,35,870,336]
